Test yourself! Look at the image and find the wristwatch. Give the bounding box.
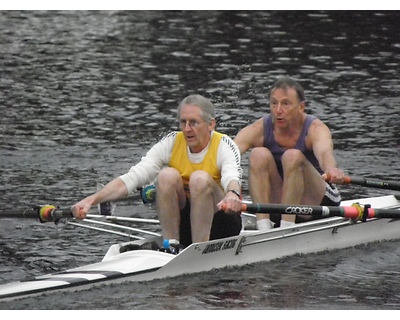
[227,189,241,198]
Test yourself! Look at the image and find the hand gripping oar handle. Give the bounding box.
[239,202,400,220]
[325,174,400,191]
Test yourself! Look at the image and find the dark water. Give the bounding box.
[0,11,400,310]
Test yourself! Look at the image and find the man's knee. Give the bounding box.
[281,149,305,168]
[158,167,180,183]
[157,167,183,193]
[188,171,213,195]
[249,147,274,167]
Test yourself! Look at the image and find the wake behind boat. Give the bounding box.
[0,194,399,301]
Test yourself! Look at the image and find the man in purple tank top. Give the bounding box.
[234,76,345,230]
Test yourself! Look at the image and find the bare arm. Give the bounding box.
[71,177,129,219]
[233,118,265,154]
[71,133,176,220]
[308,120,344,183]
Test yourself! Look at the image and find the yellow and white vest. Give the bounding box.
[169,131,224,197]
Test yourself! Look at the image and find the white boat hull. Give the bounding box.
[1,195,399,301]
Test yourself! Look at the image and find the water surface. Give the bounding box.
[0,11,399,310]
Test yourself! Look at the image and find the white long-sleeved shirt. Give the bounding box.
[119,131,242,194]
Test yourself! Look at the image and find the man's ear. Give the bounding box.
[208,118,216,130]
[299,101,306,111]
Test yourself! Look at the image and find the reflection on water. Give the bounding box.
[0,10,399,309]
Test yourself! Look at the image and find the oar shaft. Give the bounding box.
[0,208,40,219]
[1,193,144,220]
[344,176,400,191]
[325,174,400,191]
[0,206,72,221]
[240,203,400,220]
[242,203,348,217]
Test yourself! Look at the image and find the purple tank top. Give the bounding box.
[263,114,323,176]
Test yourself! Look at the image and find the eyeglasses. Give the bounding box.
[179,119,206,129]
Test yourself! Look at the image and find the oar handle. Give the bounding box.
[325,174,400,191]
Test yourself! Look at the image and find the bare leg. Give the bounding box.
[280,149,326,223]
[248,148,282,228]
[189,170,224,243]
[156,167,187,241]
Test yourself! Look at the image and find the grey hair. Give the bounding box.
[177,94,215,122]
[269,76,305,102]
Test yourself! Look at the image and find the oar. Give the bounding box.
[236,202,400,220]
[0,190,146,221]
[325,174,400,191]
[0,206,72,222]
[344,176,400,191]
[0,207,41,219]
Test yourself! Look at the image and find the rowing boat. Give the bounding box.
[0,194,399,301]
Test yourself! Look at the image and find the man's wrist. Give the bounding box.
[227,189,241,198]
